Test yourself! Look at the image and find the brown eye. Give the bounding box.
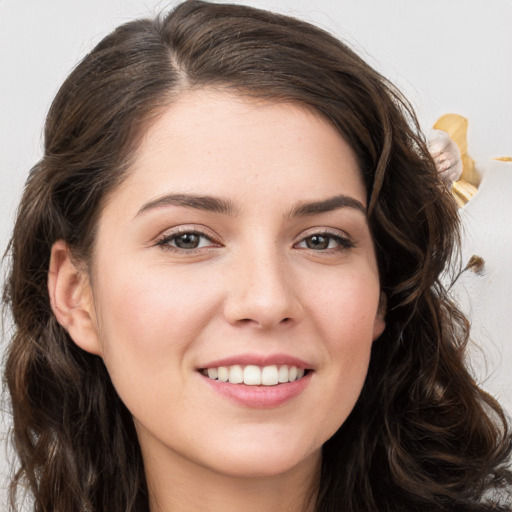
[157,231,215,251]
[173,233,201,249]
[305,235,330,250]
[296,232,354,251]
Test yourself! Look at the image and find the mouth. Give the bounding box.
[199,364,311,386]
[198,357,314,407]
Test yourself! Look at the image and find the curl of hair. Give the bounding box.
[3,1,511,511]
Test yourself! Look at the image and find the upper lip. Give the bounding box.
[198,353,312,370]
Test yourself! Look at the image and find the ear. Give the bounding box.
[48,240,102,356]
[372,292,387,340]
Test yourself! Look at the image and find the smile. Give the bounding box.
[200,365,309,386]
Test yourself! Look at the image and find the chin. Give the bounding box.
[199,436,321,479]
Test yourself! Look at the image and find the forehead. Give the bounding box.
[105,88,366,216]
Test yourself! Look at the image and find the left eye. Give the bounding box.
[297,233,352,250]
[158,232,214,250]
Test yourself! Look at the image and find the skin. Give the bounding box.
[49,89,385,512]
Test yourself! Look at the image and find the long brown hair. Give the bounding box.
[3,1,511,511]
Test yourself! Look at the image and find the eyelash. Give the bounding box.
[155,228,354,253]
[294,231,355,252]
[156,228,219,253]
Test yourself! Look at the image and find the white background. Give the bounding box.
[1,0,511,506]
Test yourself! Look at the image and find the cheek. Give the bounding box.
[307,267,380,346]
[305,270,379,420]
[92,264,220,396]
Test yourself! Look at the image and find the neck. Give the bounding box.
[144,447,320,512]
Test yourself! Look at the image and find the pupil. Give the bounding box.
[176,233,200,249]
[307,235,329,250]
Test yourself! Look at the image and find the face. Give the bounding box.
[82,89,384,480]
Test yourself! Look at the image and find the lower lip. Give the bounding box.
[200,372,312,408]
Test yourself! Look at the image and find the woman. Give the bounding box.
[3,1,511,511]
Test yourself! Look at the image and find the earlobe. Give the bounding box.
[372,292,387,340]
[48,240,102,356]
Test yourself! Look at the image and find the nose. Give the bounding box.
[223,248,303,330]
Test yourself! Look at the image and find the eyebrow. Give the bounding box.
[135,193,366,219]
[287,195,366,218]
[136,193,239,217]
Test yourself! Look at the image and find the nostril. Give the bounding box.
[236,317,292,327]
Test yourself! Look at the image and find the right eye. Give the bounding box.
[156,230,217,251]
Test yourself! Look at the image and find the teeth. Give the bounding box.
[218,366,229,382]
[229,365,243,384]
[261,365,278,386]
[278,365,289,383]
[244,365,262,385]
[202,364,307,385]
